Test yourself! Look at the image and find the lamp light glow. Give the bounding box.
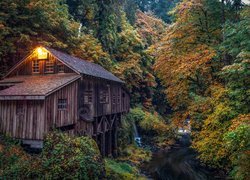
[37,47,48,60]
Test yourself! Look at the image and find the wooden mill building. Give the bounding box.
[0,47,130,156]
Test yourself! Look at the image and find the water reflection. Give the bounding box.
[146,135,225,180]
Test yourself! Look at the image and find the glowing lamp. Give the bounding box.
[37,47,48,60]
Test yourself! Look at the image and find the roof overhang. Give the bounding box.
[0,74,81,100]
[0,95,45,100]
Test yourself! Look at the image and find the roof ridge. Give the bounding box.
[45,47,124,83]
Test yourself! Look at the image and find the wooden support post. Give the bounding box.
[112,116,118,157]
[108,130,112,156]
[101,118,105,156]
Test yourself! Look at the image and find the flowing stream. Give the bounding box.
[145,135,226,180]
[133,122,142,147]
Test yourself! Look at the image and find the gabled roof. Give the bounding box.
[45,47,124,83]
[0,74,81,100]
[4,47,123,83]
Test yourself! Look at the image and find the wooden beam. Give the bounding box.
[101,119,106,156]
[112,117,118,157]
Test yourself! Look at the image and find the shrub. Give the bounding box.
[118,107,146,149]
[127,107,146,123]
[0,132,105,179]
[42,132,104,179]
[119,107,176,148]
[0,135,41,179]
[105,158,143,180]
[118,145,151,167]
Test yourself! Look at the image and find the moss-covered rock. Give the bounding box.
[105,158,145,180]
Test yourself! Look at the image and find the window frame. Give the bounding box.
[58,99,68,111]
[112,94,116,104]
[32,60,40,74]
[83,91,93,104]
[45,58,55,73]
[99,85,110,104]
[57,61,64,73]
[117,94,121,105]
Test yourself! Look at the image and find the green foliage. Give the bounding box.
[66,0,99,29]
[0,132,105,179]
[118,107,145,148]
[224,114,250,180]
[0,135,41,179]
[151,0,249,178]
[118,145,152,167]
[0,0,79,76]
[105,158,143,180]
[69,33,113,70]
[133,0,179,23]
[42,132,104,179]
[119,107,176,149]
[127,107,146,123]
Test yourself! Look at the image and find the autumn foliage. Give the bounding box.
[152,0,250,178]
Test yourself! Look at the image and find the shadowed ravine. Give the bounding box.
[145,135,226,180]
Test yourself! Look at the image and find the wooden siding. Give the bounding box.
[0,80,78,140]
[0,100,45,140]
[78,77,130,120]
[45,80,78,130]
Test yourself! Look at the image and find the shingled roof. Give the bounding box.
[45,47,124,83]
[0,74,81,100]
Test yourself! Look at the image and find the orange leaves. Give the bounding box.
[151,0,217,112]
[135,10,166,46]
[229,114,250,131]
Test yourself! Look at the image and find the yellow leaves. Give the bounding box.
[208,84,228,103]
[150,0,218,112]
[135,10,166,45]
[113,56,142,80]
[70,33,112,69]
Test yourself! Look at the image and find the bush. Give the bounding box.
[105,158,143,180]
[0,135,41,179]
[119,107,176,149]
[118,145,151,167]
[127,107,146,123]
[42,132,104,179]
[0,132,105,179]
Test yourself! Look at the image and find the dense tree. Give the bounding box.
[1,0,249,178]
[0,0,80,76]
[152,0,249,178]
[134,0,179,23]
[135,10,166,46]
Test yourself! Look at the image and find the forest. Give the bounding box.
[0,0,249,179]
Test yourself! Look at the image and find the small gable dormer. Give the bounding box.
[6,47,75,78]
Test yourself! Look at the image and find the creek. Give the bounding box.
[145,135,226,180]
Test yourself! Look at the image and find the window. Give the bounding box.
[45,59,54,73]
[117,95,120,104]
[57,62,64,73]
[84,91,92,104]
[16,102,24,115]
[58,99,67,110]
[112,95,116,104]
[32,60,39,74]
[100,85,110,104]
